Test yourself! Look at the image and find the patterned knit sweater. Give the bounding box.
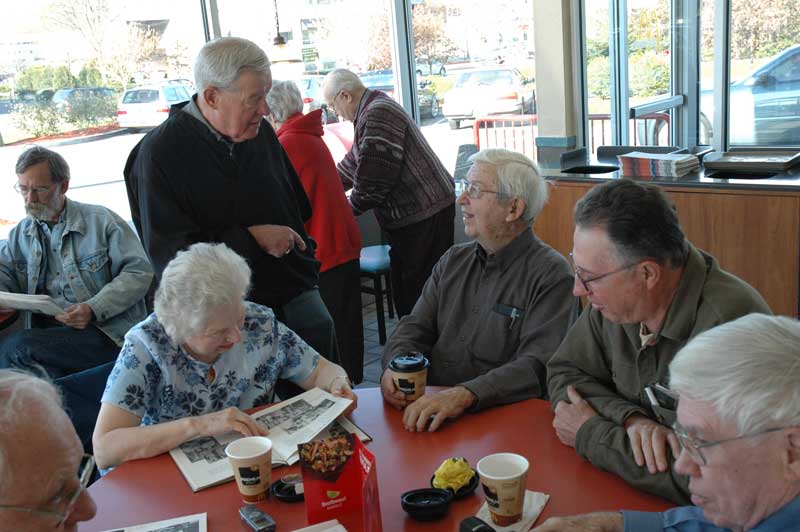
[337,89,455,230]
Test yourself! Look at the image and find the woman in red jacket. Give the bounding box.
[267,80,364,384]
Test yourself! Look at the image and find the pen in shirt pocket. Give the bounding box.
[493,303,524,329]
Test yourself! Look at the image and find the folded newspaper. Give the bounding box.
[99,512,206,532]
[0,291,64,316]
[170,387,370,492]
[617,151,700,178]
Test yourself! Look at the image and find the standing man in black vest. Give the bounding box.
[124,37,339,371]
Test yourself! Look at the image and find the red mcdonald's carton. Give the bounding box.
[299,434,382,532]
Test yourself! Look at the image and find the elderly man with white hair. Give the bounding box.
[0,370,98,530]
[380,148,576,432]
[124,37,340,374]
[92,243,355,470]
[534,313,800,531]
[322,68,455,317]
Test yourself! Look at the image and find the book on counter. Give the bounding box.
[169,387,371,492]
[617,151,700,178]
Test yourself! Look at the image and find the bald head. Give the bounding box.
[322,69,367,122]
[322,68,365,99]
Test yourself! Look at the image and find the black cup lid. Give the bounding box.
[401,488,453,521]
[390,352,430,372]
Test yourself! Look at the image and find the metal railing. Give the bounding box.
[587,112,670,152]
[472,112,670,155]
[473,115,538,158]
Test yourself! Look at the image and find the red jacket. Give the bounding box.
[277,109,362,273]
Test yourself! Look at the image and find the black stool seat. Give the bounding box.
[359,245,394,345]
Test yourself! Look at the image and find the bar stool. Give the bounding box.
[359,245,395,345]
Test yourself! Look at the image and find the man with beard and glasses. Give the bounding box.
[0,146,152,379]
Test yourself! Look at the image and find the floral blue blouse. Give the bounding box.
[102,302,320,426]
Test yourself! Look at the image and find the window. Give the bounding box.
[727,1,800,146]
[582,0,675,153]
[0,1,205,239]
[575,0,800,153]
[698,0,715,145]
[124,90,159,104]
[410,0,536,166]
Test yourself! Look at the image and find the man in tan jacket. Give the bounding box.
[547,179,771,504]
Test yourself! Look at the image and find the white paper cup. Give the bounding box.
[476,453,529,526]
[225,436,273,503]
[388,353,430,401]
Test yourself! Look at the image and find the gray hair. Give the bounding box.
[194,37,271,93]
[15,145,70,183]
[0,370,63,497]
[573,179,688,269]
[322,69,365,98]
[154,243,251,345]
[468,148,548,223]
[670,314,800,435]
[267,80,304,123]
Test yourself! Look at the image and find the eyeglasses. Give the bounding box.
[327,90,345,114]
[455,178,499,199]
[672,422,788,466]
[14,182,56,196]
[0,454,94,526]
[568,252,638,292]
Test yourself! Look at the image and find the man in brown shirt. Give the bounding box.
[380,148,576,432]
[547,179,771,504]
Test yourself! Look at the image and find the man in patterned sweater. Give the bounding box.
[322,69,455,316]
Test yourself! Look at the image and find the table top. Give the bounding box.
[84,387,672,532]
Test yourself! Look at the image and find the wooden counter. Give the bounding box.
[534,180,800,317]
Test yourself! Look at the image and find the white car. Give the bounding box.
[442,67,536,129]
[117,83,192,129]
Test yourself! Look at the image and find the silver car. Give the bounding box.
[117,83,192,129]
[700,44,800,146]
[442,67,536,129]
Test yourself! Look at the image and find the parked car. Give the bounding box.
[700,44,800,145]
[52,87,115,113]
[442,67,535,129]
[415,59,447,77]
[116,83,192,129]
[289,76,338,123]
[359,70,441,118]
[16,89,54,105]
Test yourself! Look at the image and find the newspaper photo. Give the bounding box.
[170,387,366,492]
[0,291,64,316]
[99,512,207,532]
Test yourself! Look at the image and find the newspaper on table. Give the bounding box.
[291,520,347,532]
[170,387,370,492]
[0,291,64,316]
[98,512,207,532]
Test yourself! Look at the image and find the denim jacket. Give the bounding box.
[0,198,153,346]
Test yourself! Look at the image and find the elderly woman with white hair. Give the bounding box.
[92,243,355,470]
[266,80,364,384]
